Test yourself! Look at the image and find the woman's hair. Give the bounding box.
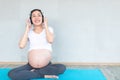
[30,9,44,24]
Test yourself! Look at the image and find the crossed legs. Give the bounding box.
[8,62,66,80]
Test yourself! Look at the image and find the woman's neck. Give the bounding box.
[33,25,43,33]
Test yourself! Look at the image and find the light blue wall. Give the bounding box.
[0,0,120,63]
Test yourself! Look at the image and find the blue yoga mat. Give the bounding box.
[0,68,106,80]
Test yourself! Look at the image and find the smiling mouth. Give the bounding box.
[35,20,40,23]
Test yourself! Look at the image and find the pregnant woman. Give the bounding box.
[8,9,66,80]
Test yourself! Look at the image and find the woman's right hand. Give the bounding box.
[26,19,32,32]
[19,19,31,49]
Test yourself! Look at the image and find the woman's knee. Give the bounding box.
[57,64,66,74]
[8,69,16,79]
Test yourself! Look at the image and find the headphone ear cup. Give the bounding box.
[30,17,33,24]
[42,16,44,23]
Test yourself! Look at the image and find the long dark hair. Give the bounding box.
[30,9,44,24]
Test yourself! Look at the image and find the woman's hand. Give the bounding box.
[43,18,54,43]
[26,19,32,32]
[43,18,48,29]
[19,19,31,49]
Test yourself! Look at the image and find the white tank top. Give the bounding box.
[28,27,54,52]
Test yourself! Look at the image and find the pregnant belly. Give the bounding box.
[28,49,51,68]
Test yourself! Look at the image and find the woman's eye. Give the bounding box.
[38,14,42,17]
[32,15,36,17]
[32,15,41,17]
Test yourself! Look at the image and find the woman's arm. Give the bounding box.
[44,18,54,43]
[19,20,31,49]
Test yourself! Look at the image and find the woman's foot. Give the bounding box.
[30,69,35,72]
[44,75,59,79]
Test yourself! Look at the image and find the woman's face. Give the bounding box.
[31,11,43,26]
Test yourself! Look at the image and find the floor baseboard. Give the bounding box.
[0,62,120,66]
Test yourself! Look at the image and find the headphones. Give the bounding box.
[29,9,44,24]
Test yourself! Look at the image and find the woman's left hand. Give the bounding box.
[43,18,48,29]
